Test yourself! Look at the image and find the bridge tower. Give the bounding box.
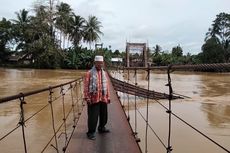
[126,42,148,67]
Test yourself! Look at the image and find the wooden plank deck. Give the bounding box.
[66,80,142,153]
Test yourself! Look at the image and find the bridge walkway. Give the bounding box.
[66,79,142,153]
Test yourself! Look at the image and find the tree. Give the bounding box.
[0,18,12,63]
[205,12,230,62]
[83,15,103,48]
[0,1,103,68]
[171,45,183,57]
[201,37,225,63]
[65,46,95,69]
[151,45,162,65]
[31,5,50,38]
[160,52,171,66]
[152,44,162,56]
[113,50,121,57]
[12,9,31,52]
[28,3,63,68]
[56,2,73,49]
[13,9,30,29]
[69,15,85,47]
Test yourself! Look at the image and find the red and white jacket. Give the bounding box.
[84,69,110,104]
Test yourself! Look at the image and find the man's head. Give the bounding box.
[94,55,104,70]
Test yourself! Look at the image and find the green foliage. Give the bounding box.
[83,16,103,48]
[204,12,230,63]
[0,18,12,63]
[12,9,32,52]
[64,47,95,69]
[152,54,162,66]
[1,1,229,69]
[0,0,103,69]
[201,37,225,63]
[30,35,63,68]
[172,45,183,57]
[153,44,162,56]
[113,50,121,57]
[69,15,85,47]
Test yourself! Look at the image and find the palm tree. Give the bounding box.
[12,9,31,52]
[56,2,72,49]
[205,12,230,62]
[83,15,103,49]
[69,15,85,47]
[153,44,162,56]
[13,9,30,28]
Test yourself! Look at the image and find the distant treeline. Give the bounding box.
[0,0,229,69]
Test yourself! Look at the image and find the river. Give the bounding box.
[0,68,230,153]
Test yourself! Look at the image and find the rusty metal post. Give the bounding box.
[19,94,28,153]
[166,65,173,153]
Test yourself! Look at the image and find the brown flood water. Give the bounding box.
[0,68,85,153]
[0,68,230,153]
[112,70,230,153]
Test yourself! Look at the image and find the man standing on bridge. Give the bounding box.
[84,55,111,140]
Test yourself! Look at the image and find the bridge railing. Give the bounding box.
[0,78,84,153]
[112,64,230,153]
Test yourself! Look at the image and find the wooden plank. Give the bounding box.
[66,81,142,153]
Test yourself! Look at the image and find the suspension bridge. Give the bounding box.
[0,63,230,153]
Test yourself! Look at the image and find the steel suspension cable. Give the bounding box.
[61,80,84,152]
[0,79,81,104]
[44,83,84,153]
[136,108,167,149]
[0,79,84,153]
[0,87,71,142]
[152,99,230,153]
[171,112,230,153]
[41,120,65,153]
[0,125,20,141]
[120,63,230,72]
[0,103,49,142]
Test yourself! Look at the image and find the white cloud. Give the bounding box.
[0,0,229,54]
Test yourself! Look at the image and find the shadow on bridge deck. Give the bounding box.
[66,80,142,153]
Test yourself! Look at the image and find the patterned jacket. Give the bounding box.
[84,69,110,104]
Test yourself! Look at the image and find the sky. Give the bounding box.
[0,0,229,55]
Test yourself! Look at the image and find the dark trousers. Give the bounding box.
[87,102,108,134]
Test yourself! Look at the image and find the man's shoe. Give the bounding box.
[98,127,110,133]
[87,133,96,140]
